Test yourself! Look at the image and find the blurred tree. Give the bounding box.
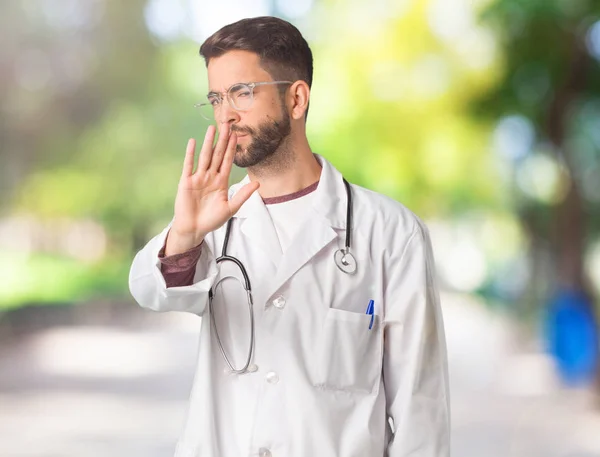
[477,0,600,293]
[1,0,159,211]
[475,0,600,386]
[307,0,506,219]
[3,1,215,253]
[0,1,216,306]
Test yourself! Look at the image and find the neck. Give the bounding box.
[247,132,322,199]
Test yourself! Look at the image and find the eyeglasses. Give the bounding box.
[194,81,293,121]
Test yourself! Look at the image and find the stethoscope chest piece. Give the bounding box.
[334,248,357,275]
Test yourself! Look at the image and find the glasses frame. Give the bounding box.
[194,81,294,120]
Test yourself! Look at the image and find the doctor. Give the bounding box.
[129,16,450,457]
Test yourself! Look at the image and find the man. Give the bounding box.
[129,16,450,457]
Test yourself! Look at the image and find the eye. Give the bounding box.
[230,84,251,98]
[208,95,220,106]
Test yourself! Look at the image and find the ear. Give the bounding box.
[288,80,310,121]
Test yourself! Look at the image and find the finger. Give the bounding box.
[228,181,260,215]
[197,125,216,172]
[182,139,196,177]
[208,123,231,171]
[211,128,234,173]
[218,133,237,176]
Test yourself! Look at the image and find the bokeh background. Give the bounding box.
[2,0,600,456]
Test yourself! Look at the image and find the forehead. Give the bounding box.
[207,50,272,92]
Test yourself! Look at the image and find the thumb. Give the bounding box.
[228,181,260,215]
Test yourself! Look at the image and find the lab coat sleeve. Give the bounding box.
[383,219,451,457]
[128,224,218,315]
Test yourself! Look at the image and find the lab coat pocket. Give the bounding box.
[314,307,383,395]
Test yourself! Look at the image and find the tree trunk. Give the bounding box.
[546,31,600,397]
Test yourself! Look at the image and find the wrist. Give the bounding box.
[165,229,205,256]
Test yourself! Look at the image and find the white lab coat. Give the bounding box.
[129,154,450,457]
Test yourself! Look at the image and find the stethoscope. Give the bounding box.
[208,177,356,374]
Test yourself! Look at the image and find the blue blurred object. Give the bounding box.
[545,289,600,385]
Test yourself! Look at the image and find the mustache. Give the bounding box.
[231,125,255,135]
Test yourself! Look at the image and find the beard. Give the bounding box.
[231,111,291,169]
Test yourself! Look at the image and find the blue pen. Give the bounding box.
[366,300,374,330]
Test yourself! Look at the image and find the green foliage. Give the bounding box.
[475,0,600,125]
[0,252,129,309]
[307,0,506,219]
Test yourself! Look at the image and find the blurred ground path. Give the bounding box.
[0,294,599,457]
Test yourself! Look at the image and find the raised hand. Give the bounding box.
[165,124,260,256]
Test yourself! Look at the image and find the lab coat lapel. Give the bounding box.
[233,184,283,268]
[261,155,348,306]
[263,211,337,304]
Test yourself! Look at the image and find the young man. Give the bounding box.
[129,16,450,457]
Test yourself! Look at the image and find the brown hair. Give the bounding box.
[199,16,313,90]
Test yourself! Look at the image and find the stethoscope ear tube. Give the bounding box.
[342,178,352,251]
[334,178,357,274]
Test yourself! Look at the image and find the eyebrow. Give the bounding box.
[206,82,252,97]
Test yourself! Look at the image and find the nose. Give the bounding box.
[216,96,240,126]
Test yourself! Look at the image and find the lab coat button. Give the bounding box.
[248,364,259,373]
[266,371,279,384]
[272,295,286,309]
[258,448,272,457]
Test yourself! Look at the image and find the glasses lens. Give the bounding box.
[196,103,215,121]
[229,83,253,110]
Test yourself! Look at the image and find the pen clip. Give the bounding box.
[366,300,374,330]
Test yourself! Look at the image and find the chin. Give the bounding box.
[233,148,248,167]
